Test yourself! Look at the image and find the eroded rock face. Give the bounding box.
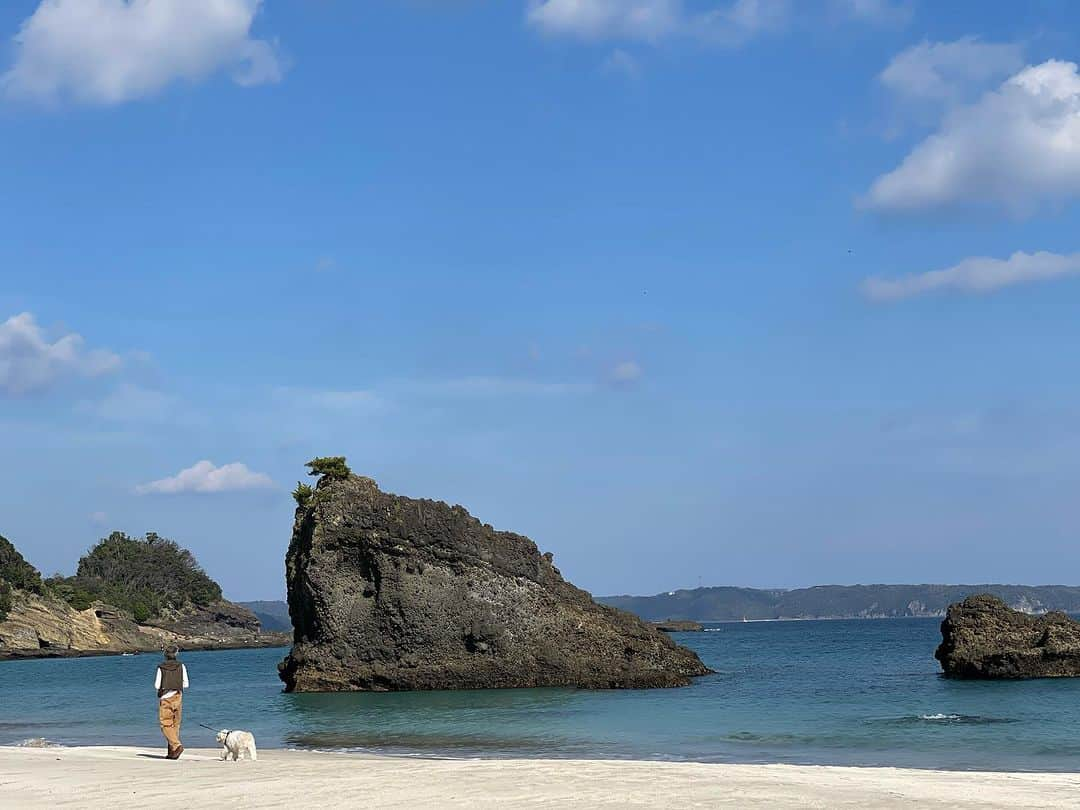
[0,593,287,659]
[0,531,288,660]
[147,601,262,639]
[279,475,711,692]
[935,594,1080,678]
[0,592,141,655]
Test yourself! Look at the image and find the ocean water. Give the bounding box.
[4,617,1080,771]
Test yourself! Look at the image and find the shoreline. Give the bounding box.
[2,745,1077,808]
[0,640,290,663]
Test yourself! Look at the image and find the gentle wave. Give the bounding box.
[725,731,802,744]
[14,738,60,748]
[0,721,87,731]
[285,731,579,756]
[872,714,1018,726]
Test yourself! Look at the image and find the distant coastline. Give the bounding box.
[242,584,1080,629]
[597,584,1080,623]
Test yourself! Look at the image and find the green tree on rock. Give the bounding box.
[0,535,43,595]
[305,456,351,481]
[292,482,315,507]
[49,532,223,622]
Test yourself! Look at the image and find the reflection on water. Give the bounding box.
[281,687,601,757]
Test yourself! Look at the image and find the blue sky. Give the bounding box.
[3,0,1080,601]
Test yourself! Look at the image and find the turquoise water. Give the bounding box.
[4,618,1080,771]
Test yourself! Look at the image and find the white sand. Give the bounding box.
[1,746,1078,808]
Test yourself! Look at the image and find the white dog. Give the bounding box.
[216,729,258,762]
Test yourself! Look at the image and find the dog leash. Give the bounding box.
[199,722,241,752]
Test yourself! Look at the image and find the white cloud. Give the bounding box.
[607,360,643,386]
[863,60,1080,215]
[834,0,909,25]
[2,0,282,106]
[135,460,274,495]
[862,250,1080,302]
[89,511,109,527]
[526,0,902,43]
[527,0,681,41]
[275,378,591,413]
[0,312,121,396]
[524,0,789,43]
[880,37,1024,103]
[697,0,789,44]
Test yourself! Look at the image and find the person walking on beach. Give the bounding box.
[155,646,189,760]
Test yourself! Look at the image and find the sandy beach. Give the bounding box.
[1,746,1077,809]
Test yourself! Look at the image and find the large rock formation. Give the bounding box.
[279,474,711,692]
[935,594,1080,679]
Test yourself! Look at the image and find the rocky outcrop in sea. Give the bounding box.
[935,594,1080,679]
[652,620,704,632]
[278,473,711,692]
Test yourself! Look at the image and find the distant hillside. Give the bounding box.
[598,585,1080,621]
[0,532,287,659]
[238,600,291,632]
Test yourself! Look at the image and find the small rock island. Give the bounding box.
[935,594,1080,679]
[651,620,704,632]
[278,458,711,692]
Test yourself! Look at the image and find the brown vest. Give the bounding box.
[158,660,184,695]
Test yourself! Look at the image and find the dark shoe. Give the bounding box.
[172,745,184,760]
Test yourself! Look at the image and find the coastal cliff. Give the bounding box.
[935,594,1080,679]
[278,465,710,692]
[0,533,287,660]
[0,592,283,658]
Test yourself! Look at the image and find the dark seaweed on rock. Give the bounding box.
[279,474,711,692]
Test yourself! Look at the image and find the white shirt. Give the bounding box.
[154,664,189,701]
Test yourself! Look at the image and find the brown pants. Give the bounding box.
[158,693,183,752]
